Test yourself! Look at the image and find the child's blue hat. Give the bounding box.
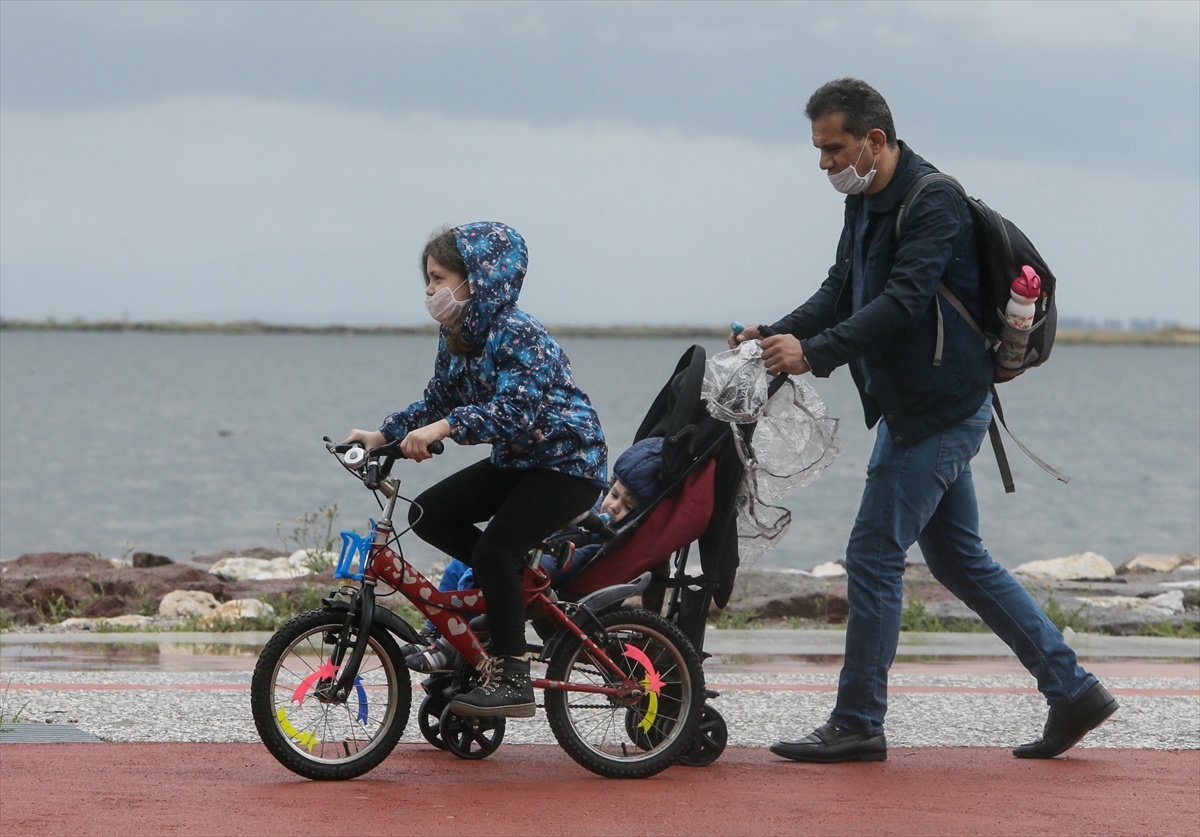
[612,437,664,507]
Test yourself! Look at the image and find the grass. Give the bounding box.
[713,608,761,630]
[900,598,946,632]
[1136,620,1200,639]
[276,504,341,572]
[1041,587,1091,633]
[0,679,30,733]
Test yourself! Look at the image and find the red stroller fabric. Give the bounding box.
[566,459,717,594]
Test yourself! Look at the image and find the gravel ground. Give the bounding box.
[3,668,1196,750]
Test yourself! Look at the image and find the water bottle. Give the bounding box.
[996,266,1041,369]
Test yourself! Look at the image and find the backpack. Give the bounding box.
[896,173,1068,493]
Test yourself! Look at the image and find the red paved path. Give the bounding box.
[1,743,1196,836]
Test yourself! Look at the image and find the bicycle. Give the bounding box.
[250,437,705,780]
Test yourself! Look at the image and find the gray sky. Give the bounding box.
[2,0,1197,327]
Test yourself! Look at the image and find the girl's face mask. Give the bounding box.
[425,279,470,325]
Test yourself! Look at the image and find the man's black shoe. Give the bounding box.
[1013,681,1119,759]
[770,722,887,763]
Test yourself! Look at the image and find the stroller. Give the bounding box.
[542,344,792,767]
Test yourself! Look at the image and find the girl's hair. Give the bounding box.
[421,226,472,356]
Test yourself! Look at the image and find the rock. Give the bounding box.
[1072,595,1177,618]
[82,595,130,618]
[158,590,220,618]
[209,551,313,582]
[923,599,985,628]
[810,561,847,578]
[1116,553,1200,574]
[105,614,154,628]
[1014,552,1115,581]
[1146,590,1186,613]
[57,614,155,631]
[13,552,101,572]
[745,591,850,622]
[131,552,173,568]
[199,598,275,626]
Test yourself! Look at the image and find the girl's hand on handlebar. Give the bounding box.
[401,420,452,462]
[344,429,386,450]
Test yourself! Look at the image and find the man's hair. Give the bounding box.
[805,78,897,146]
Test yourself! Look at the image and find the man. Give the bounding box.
[732,78,1116,763]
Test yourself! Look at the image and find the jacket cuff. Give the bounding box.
[800,337,836,379]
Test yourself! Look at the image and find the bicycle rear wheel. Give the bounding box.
[251,608,411,780]
[543,607,704,779]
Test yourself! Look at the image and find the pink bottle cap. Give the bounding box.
[1012,265,1041,300]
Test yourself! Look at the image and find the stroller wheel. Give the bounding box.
[438,704,505,759]
[418,694,450,750]
[677,704,728,767]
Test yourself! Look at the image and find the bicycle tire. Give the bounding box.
[543,607,704,779]
[251,608,411,780]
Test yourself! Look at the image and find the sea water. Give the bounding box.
[1,331,1197,572]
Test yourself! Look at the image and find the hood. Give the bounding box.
[612,437,664,507]
[452,221,528,346]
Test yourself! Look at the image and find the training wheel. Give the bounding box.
[438,704,505,760]
[678,704,727,767]
[418,694,450,750]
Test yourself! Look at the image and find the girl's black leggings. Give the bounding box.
[408,460,600,656]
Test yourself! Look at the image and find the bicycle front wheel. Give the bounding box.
[543,607,704,779]
[251,608,411,780]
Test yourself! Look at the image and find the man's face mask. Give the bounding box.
[828,137,877,195]
[425,280,470,325]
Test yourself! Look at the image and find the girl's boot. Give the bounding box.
[449,654,535,718]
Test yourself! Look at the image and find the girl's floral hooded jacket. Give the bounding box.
[381,222,607,484]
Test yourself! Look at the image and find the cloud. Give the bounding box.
[2,1,1196,178]
[911,0,1200,50]
[2,96,1195,326]
[0,97,836,324]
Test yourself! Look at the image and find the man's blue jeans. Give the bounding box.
[829,395,1097,736]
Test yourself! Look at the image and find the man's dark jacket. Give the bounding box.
[771,141,992,447]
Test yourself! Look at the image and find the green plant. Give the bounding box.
[1041,587,1090,633]
[277,504,340,567]
[0,679,30,732]
[1136,620,1200,639]
[900,598,945,632]
[38,593,86,624]
[95,620,141,633]
[713,607,759,630]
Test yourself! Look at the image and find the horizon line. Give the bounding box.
[2,318,1199,345]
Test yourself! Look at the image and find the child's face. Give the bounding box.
[425,256,470,301]
[600,480,639,522]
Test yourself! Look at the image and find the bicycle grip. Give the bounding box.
[364,460,381,490]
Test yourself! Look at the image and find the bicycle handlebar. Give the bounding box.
[322,436,444,490]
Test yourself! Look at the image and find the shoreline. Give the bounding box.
[2,319,1198,345]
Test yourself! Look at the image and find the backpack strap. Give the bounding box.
[896,174,987,366]
[990,386,1070,491]
[897,174,1069,493]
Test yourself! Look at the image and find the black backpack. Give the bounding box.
[896,173,1068,493]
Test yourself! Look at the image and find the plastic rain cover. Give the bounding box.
[702,341,844,567]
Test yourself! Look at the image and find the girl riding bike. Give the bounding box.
[345,221,607,718]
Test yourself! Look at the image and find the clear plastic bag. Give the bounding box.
[702,341,844,566]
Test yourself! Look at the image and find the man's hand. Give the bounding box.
[729,324,762,348]
[760,334,812,376]
[343,429,386,450]
[401,419,452,462]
